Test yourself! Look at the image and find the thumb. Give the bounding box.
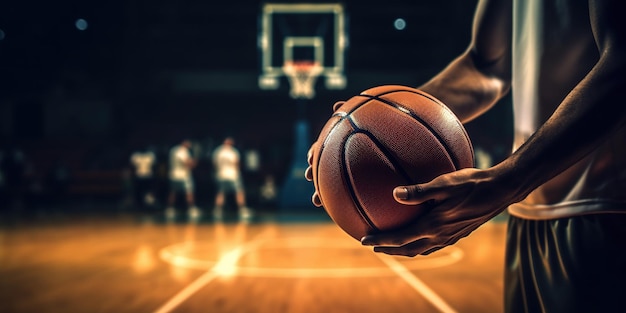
[393,184,434,205]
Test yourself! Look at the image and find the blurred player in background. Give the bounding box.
[259,174,277,209]
[212,137,252,221]
[308,0,626,312]
[165,139,200,220]
[129,145,156,210]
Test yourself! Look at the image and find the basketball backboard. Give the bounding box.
[258,3,347,94]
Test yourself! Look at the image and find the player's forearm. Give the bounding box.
[418,51,510,123]
[418,0,512,123]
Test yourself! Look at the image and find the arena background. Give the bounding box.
[0,1,514,312]
[0,0,512,212]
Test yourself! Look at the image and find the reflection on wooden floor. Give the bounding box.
[0,211,507,313]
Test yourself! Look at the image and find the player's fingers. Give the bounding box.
[371,238,432,257]
[312,192,322,207]
[304,166,313,181]
[421,246,444,255]
[372,246,415,256]
[307,145,315,165]
[393,184,438,205]
[332,101,345,112]
[360,229,429,247]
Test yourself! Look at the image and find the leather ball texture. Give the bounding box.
[310,85,474,240]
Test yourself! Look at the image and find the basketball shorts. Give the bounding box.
[505,214,626,313]
[170,178,194,193]
[217,178,243,194]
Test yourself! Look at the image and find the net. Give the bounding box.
[283,61,324,99]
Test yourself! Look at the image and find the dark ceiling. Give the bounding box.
[0,0,477,95]
[0,1,518,204]
[0,1,513,166]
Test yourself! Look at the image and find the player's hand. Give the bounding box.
[360,167,515,257]
[305,100,346,208]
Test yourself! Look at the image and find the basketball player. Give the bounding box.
[212,137,252,221]
[129,145,156,210]
[165,139,200,219]
[307,0,626,312]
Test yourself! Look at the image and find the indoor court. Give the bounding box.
[0,0,516,312]
[0,211,508,313]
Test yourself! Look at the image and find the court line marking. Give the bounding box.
[159,238,464,277]
[156,233,462,312]
[375,253,458,313]
[153,229,271,313]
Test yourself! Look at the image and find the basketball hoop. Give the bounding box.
[283,61,324,99]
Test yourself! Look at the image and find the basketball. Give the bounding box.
[309,85,474,240]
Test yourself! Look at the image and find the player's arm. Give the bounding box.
[305,0,510,207]
[185,157,197,169]
[496,0,626,202]
[178,152,196,169]
[362,0,626,257]
[418,0,512,123]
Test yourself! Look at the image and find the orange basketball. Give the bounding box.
[309,85,474,240]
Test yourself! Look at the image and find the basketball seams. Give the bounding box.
[361,86,474,168]
[346,128,419,232]
[368,92,472,170]
[348,130,414,185]
[316,106,380,235]
[317,96,413,236]
[315,96,377,207]
[342,129,379,233]
[317,119,374,238]
[409,90,474,165]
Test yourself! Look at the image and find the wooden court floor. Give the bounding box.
[0,210,508,313]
